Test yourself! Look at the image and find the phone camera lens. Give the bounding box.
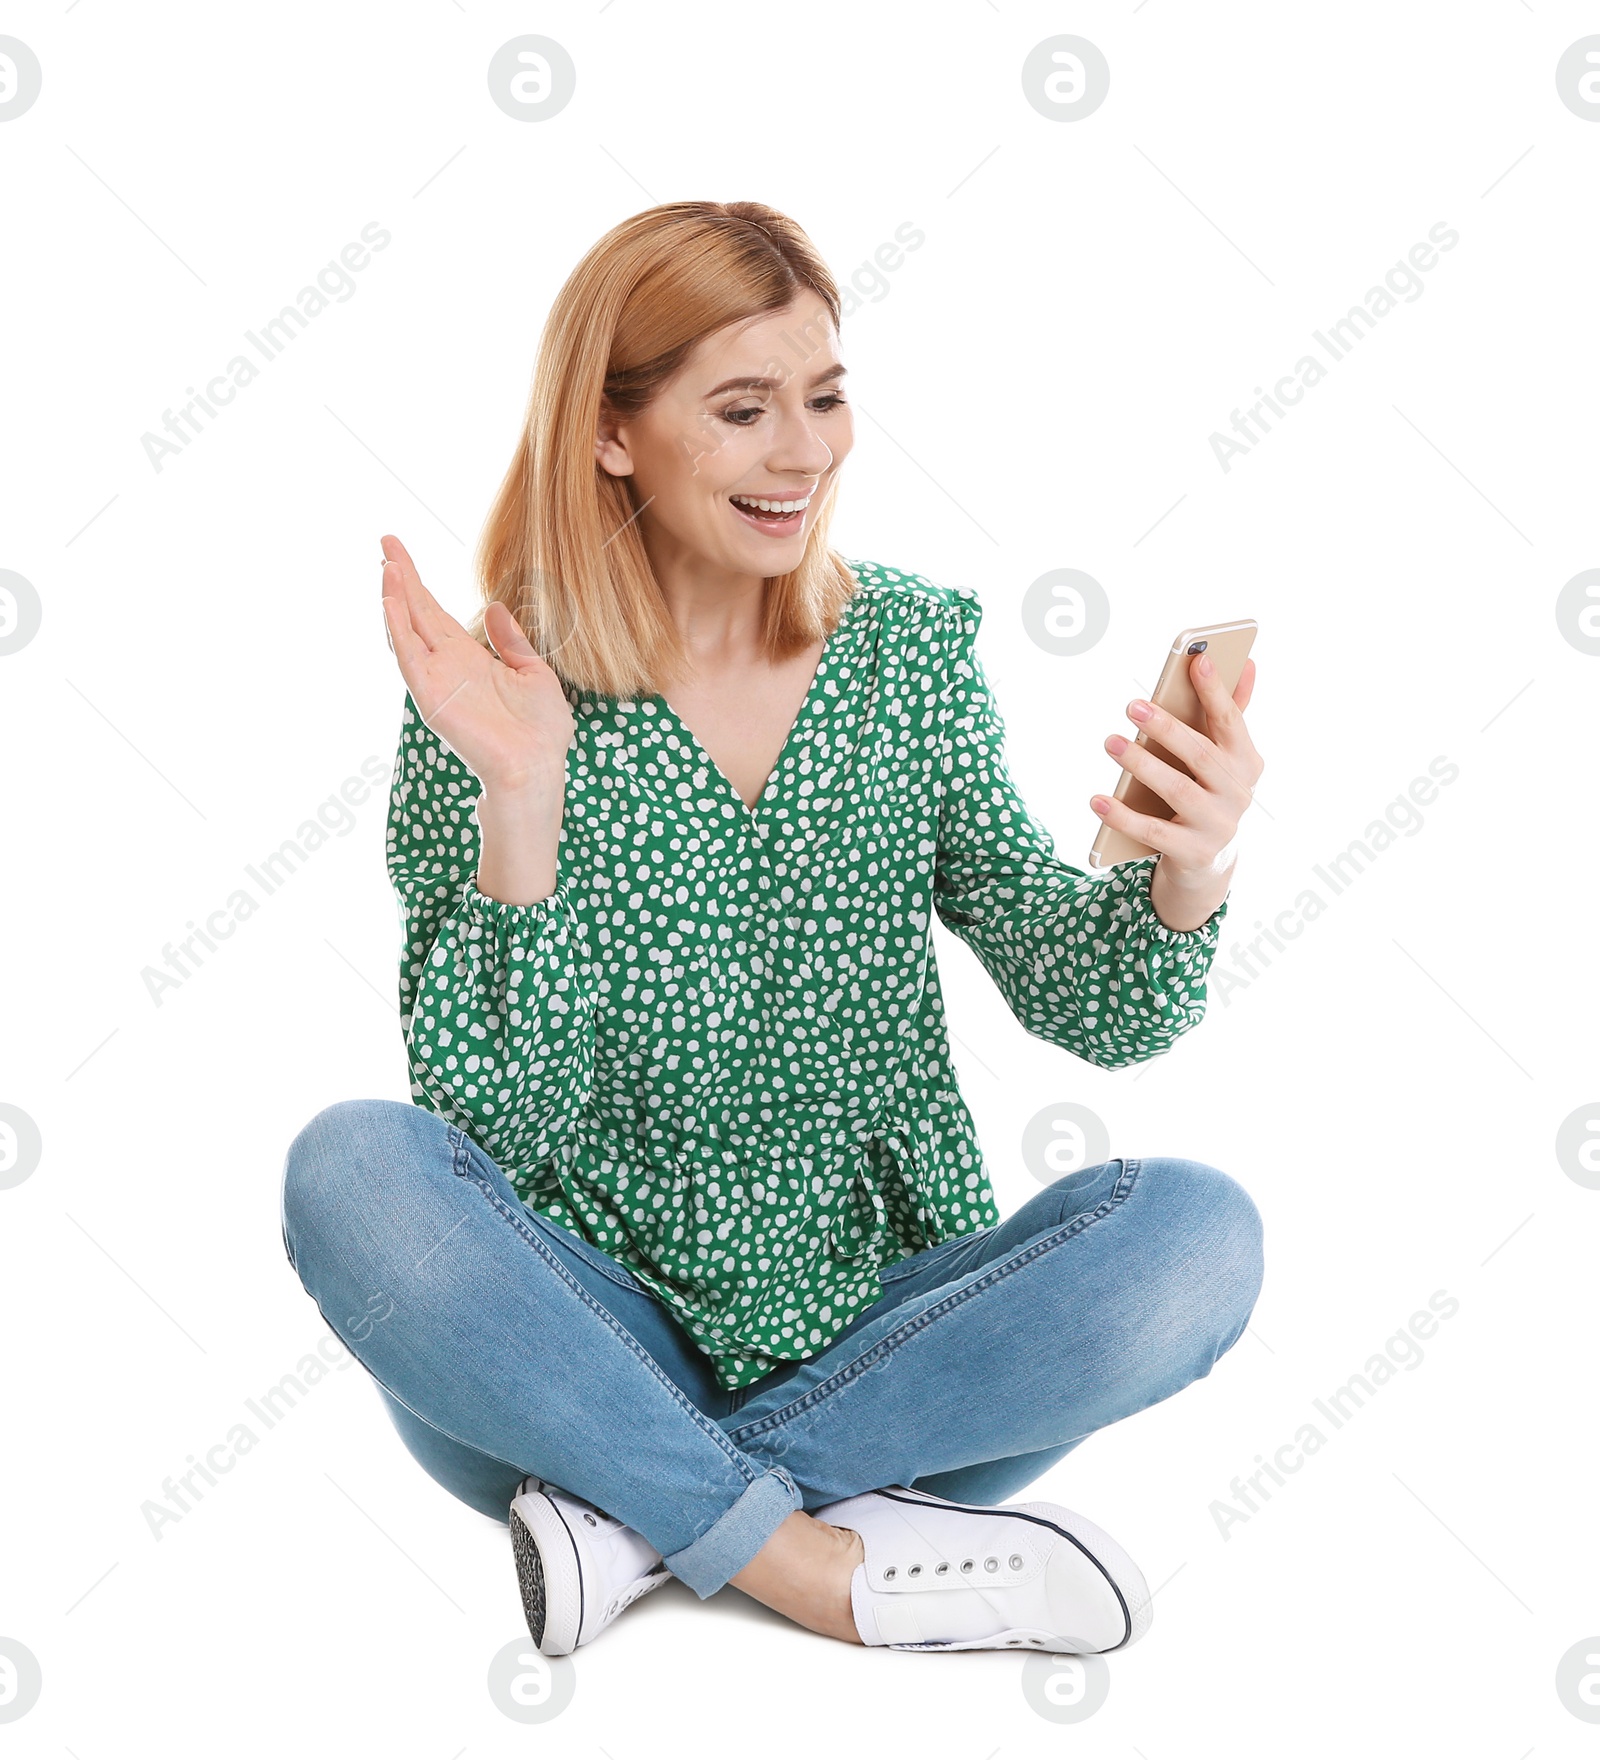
[1186,639,1209,655]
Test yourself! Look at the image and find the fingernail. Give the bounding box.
[1107,734,1129,755]
[1129,700,1152,721]
[1197,654,1214,677]
[1091,796,1110,814]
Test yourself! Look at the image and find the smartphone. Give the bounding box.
[1088,617,1258,870]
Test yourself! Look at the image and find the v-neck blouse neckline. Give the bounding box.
[641,575,871,826]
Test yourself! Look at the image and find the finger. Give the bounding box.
[1089,792,1191,858]
[1189,650,1248,744]
[380,569,430,681]
[1188,652,1257,762]
[484,598,544,671]
[381,533,461,650]
[1128,689,1259,800]
[1105,733,1217,822]
[379,536,440,653]
[1125,696,1229,793]
[378,553,395,654]
[1191,652,1264,783]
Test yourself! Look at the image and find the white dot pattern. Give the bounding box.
[385,559,1230,1389]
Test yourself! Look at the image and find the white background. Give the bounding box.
[3,1,1597,1752]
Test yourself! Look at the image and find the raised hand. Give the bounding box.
[380,533,574,792]
[1092,652,1263,932]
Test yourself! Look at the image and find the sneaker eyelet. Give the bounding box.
[1010,1553,1023,1569]
[583,1512,598,1526]
[883,1565,896,1580]
[984,1556,998,1571]
[908,1563,922,1576]
[961,1558,974,1573]
[935,1562,949,1575]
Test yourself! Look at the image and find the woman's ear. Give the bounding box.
[595,403,632,479]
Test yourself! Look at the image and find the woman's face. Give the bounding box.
[595,293,854,582]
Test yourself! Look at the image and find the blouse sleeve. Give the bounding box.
[385,691,597,1182]
[932,594,1229,1070]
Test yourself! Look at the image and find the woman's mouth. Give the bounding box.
[729,491,812,536]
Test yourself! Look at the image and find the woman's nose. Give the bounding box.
[769,423,835,477]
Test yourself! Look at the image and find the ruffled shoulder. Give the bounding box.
[839,557,983,635]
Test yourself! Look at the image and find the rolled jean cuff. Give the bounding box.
[661,1464,803,1598]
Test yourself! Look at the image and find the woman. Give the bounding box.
[280,200,1266,1659]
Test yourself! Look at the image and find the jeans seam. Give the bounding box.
[726,1157,1142,1444]
[445,1128,763,1487]
[452,1128,648,1299]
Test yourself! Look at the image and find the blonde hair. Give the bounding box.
[469,201,858,699]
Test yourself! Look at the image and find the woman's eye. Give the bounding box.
[720,395,847,427]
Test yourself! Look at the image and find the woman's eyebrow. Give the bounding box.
[702,363,849,398]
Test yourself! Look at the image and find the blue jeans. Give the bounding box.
[280,1099,1263,1600]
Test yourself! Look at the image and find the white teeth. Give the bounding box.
[731,494,810,514]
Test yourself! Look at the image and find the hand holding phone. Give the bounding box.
[1088,618,1260,870]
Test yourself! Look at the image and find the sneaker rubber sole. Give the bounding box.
[510,1488,585,1656]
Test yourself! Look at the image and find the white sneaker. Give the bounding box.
[815,1485,1154,1653]
[508,1476,673,1655]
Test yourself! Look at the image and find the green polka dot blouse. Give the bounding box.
[385,559,1230,1390]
